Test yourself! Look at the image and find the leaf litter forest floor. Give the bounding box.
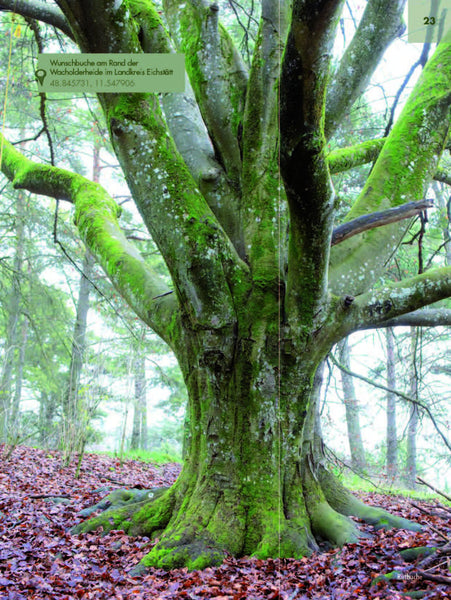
[0,446,450,600]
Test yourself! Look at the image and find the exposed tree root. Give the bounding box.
[72,463,425,571]
[318,466,423,532]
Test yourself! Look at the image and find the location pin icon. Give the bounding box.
[35,68,47,86]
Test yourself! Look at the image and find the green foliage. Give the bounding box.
[103,447,181,464]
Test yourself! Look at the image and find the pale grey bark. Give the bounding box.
[10,314,28,432]
[335,269,451,341]
[129,1,244,256]
[433,182,451,266]
[39,390,58,446]
[377,308,451,328]
[337,338,367,473]
[385,328,398,481]
[63,249,94,424]
[405,327,420,489]
[326,0,406,138]
[130,347,147,451]
[164,0,247,185]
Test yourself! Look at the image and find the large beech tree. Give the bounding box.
[1,0,451,571]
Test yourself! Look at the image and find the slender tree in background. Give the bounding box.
[2,0,451,570]
[385,327,399,481]
[130,329,148,451]
[337,338,367,473]
[405,326,421,489]
[61,143,101,463]
[0,190,27,442]
[61,248,95,461]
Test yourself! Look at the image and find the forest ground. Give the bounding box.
[0,445,449,600]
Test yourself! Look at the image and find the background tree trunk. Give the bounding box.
[337,338,367,473]
[0,191,26,442]
[405,327,420,489]
[130,335,147,451]
[385,327,398,481]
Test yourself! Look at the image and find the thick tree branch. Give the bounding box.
[325,0,406,138]
[329,352,451,453]
[332,199,433,245]
[239,0,290,282]
[280,0,344,322]
[434,169,451,187]
[336,268,451,338]
[129,0,245,258]
[164,0,247,186]
[0,0,74,40]
[328,138,386,174]
[329,140,451,189]
[53,0,248,330]
[329,32,451,295]
[376,308,451,328]
[0,133,178,347]
[242,0,289,175]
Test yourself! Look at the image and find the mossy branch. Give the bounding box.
[329,32,451,295]
[337,267,451,335]
[164,0,246,185]
[129,0,245,257]
[242,0,289,178]
[280,0,343,321]
[328,138,386,173]
[329,139,451,191]
[434,168,451,187]
[0,132,179,347]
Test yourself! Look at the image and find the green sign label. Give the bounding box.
[35,54,185,93]
[408,0,451,43]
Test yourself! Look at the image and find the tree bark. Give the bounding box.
[385,328,398,481]
[405,327,420,489]
[74,328,420,570]
[62,142,99,460]
[337,338,367,473]
[130,335,147,451]
[0,191,26,442]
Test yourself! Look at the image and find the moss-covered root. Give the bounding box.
[308,500,362,546]
[78,487,168,517]
[134,487,247,571]
[399,546,437,562]
[134,482,317,571]
[303,461,361,546]
[71,486,174,537]
[318,466,423,532]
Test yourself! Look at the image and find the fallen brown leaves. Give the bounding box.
[0,445,449,599]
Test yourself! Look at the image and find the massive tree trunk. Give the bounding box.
[1,0,451,572]
[74,320,420,570]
